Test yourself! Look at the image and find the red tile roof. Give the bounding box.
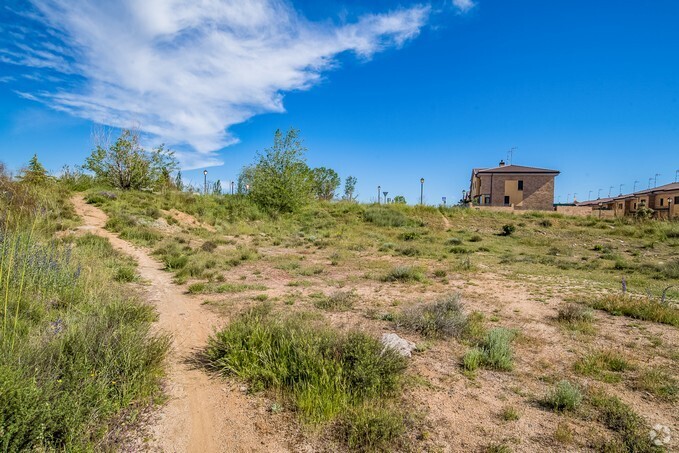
[475,164,560,175]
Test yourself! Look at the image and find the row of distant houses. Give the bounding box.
[465,160,677,219]
[576,182,679,219]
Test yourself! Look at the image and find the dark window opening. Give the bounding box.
[484,196,490,205]
[675,196,679,204]
[660,198,664,206]
[504,196,510,205]
[517,180,524,191]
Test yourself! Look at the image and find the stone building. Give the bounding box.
[468,161,560,211]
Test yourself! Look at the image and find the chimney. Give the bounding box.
[499,160,505,167]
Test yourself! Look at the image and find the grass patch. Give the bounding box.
[396,294,467,339]
[363,206,412,227]
[206,305,409,449]
[501,406,520,421]
[543,380,583,412]
[587,295,679,327]
[314,291,356,311]
[631,368,678,402]
[463,327,516,372]
[338,404,407,452]
[573,350,633,383]
[556,303,595,334]
[187,282,267,294]
[381,266,426,283]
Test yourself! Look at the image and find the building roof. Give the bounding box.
[576,198,614,207]
[475,164,560,175]
[633,182,679,196]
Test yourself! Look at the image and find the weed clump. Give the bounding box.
[543,380,583,412]
[363,207,411,228]
[314,291,356,311]
[338,404,407,452]
[556,304,595,333]
[206,306,409,449]
[573,350,632,383]
[397,294,467,339]
[589,390,657,452]
[463,327,516,372]
[500,224,516,236]
[381,266,426,283]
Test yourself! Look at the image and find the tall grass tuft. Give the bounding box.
[206,305,409,449]
[587,295,679,327]
[397,294,467,339]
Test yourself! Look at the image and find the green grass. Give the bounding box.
[313,291,356,311]
[381,265,426,283]
[187,282,267,294]
[588,390,660,452]
[501,406,520,421]
[631,368,678,402]
[397,294,468,339]
[543,380,583,412]
[206,305,409,449]
[556,303,595,334]
[463,327,516,372]
[573,350,633,383]
[0,186,168,451]
[588,295,679,327]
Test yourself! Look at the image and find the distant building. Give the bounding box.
[576,182,679,219]
[468,161,560,211]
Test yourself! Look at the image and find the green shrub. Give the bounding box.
[114,266,137,282]
[339,405,406,453]
[469,234,483,242]
[314,291,356,311]
[201,241,218,252]
[556,304,594,331]
[482,328,516,371]
[463,348,483,372]
[397,294,467,339]
[501,224,516,236]
[447,237,463,245]
[543,380,582,412]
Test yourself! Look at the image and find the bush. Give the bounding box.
[397,294,467,339]
[556,304,595,333]
[543,380,582,412]
[201,241,218,252]
[501,224,516,236]
[381,266,426,283]
[314,291,356,311]
[207,307,408,449]
[463,348,483,372]
[339,405,406,453]
[469,234,483,242]
[464,328,516,372]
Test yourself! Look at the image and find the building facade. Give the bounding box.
[576,182,679,219]
[468,161,560,211]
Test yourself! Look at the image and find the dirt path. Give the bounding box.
[71,196,287,453]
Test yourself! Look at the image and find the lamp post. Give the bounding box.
[669,197,673,221]
[633,180,639,192]
[597,188,602,199]
[588,190,592,201]
[557,195,561,204]
[567,193,571,204]
[655,173,660,187]
[203,170,208,195]
[377,186,381,204]
[230,181,234,195]
[573,193,577,203]
[420,178,424,205]
[619,184,624,196]
[608,186,613,198]
[245,184,250,193]
[598,201,603,219]
[648,178,653,189]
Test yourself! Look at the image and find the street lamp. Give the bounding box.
[598,201,603,219]
[669,197,673,221]
[462,189,466,204]
[203,170,208,195]
[377,186,381,204]
[573,193,577,203]
[230,181,234,195]
[619,184,624,196]
[597,188,602,199]
[245,184,250,193]
[420,178,425,205]
[588,190,592,201]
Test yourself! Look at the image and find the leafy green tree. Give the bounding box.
[20,154,49,185]
[248,128,313,213]
[343,176,357,201]
[393,195,406,204]
[237,165,255,194]
[311,167,340,200]
[83,129,177,190]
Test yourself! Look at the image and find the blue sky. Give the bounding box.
[1,0,678,204]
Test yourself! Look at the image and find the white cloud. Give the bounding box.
[6,0,430,168]
[452,0,476,13]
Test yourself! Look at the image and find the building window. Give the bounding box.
[618,203,623,209]
[504,196,510,205]
[675,196,679,204]
[634,203,637,209]
[484,196,490,205]
[660,198,664,207]
[517,180,524,191]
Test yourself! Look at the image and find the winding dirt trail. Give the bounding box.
[71,196,287,453]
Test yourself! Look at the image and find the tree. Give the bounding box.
[311,167,340,200]
[174,170,184,191]
[237,165,255,194]
[212,179,222,195]
[393,195,406,204]
[248,128,314,213]
[343,176,357,201]
[20,154,49,185]
[83,129,177,190]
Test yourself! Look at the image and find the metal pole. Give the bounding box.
[231,181,234,195]
[420,178,424,205]
[588,190,592,200]
[619,184,624,196]
[203,170,208,195]
[655,173,660,187]
[597,188,602,199]
[633,180,638,192]
[377,186,381,204]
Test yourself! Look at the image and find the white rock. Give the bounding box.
[649,424,671,446]
[381,333,416,357]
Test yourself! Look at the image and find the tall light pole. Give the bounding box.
[567,193,571,203]
[648,178,653,189]
[230,181,234,195]
[588,190,593,201]
[633,180,639,192]
[203,170,208,195]
[619,184,624,196]
[675,170,679,183]
[420,178,425,205]
[557,195,561,204]
[655,173,660,187]
[377,185,381,204]
[608,186,614,198]
[245,184,250,193]
[597,188,602,199]
[573,193,577,203]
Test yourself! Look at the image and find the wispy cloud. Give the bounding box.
[3,1,430,168]
[452,0,476,13]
